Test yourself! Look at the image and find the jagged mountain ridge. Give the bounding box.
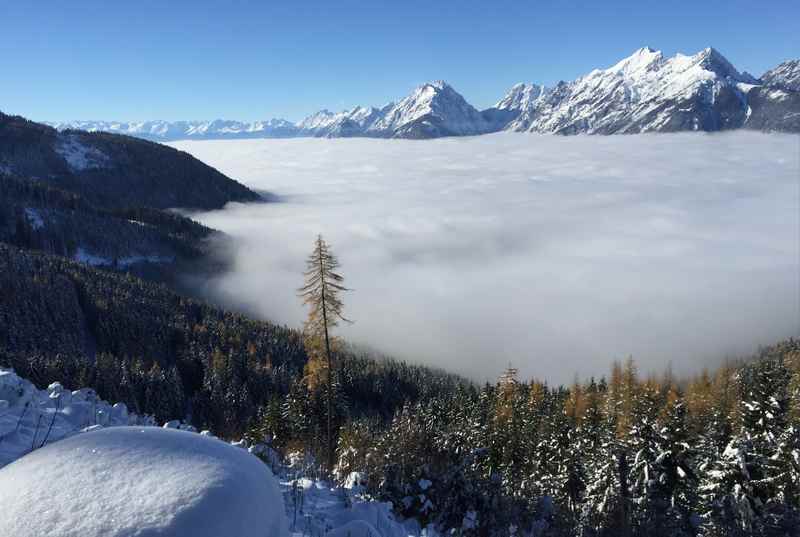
[494,47,758,134]
[46,47,799,139]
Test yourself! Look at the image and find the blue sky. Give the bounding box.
[1,1,797,122]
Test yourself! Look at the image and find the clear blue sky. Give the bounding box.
[1,1,797,122]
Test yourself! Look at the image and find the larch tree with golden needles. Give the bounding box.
[298,234,350,475]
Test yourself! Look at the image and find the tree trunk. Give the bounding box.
[318,247,334,478]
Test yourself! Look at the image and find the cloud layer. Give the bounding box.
[172,132,799,384]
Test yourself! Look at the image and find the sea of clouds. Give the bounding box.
[172,132,799,383]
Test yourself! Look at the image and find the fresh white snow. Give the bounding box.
[0,426,287,537]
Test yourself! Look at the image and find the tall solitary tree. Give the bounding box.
[298,234,350,475]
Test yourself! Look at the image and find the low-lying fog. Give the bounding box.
[172,132,799,384]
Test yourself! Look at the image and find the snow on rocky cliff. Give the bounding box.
[760,59,800,92]
[297,81,491,139]
[496,47,755,134]
[366,80,491,138]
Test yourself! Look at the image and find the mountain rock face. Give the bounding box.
[47,48,799,140]
[0,113,260,210]
[742,60,800,132]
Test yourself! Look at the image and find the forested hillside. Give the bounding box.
[0,112,260,210]
[0,243,464,437]
[0,112,265,282]
[319,342,800,537]
[0,174,220,282]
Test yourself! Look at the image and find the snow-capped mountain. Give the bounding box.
[296,105,388,137]
[46,48,799,140]
[49,81,493,141]
[490,47,759,134]
[365,80,492,138]
[46,118,299,141]
[297,81,492,139]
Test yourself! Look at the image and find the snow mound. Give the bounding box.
[0,427,288,537]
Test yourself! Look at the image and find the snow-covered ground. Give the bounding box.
[0,368,430,536]
[280,472,432,537]
[173,132,800,383]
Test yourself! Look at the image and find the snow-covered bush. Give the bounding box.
[0,368,154,467]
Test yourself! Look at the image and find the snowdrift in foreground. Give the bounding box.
[0,368,422,537]
[0,427,287,537]
[0,368,154,467]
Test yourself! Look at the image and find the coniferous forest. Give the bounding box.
[2,238,799,535]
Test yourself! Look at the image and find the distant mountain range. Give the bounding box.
[47,47,799,140]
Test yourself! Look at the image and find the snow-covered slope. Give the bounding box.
[0,427,287,537]
[760,60,800,92]
[492,47,756,134]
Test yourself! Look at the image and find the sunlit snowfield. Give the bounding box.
[172,132,799,383]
